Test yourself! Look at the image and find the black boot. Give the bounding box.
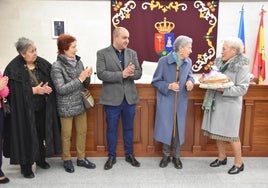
[36,160,50,169]
[36,142,50,169]
[20,164,35,178]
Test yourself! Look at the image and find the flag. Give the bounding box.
[238,6,245,53]
[252,9,266,84]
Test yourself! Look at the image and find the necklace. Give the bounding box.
[27,63,36,70]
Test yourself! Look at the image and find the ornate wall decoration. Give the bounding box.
[111,0,219,73]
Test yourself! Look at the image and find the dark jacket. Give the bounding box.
[3,55,62,165]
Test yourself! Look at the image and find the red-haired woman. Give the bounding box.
[51,34,96,173]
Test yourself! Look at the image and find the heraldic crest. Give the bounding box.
[154,17,175,57]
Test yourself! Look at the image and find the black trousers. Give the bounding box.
[20,106,46,170]
[35,106,46,162]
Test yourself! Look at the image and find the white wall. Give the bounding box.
[0,0,111,74]
[0,0,267,84]
[217,1,268,84]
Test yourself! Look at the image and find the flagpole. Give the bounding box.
[259,5,266,84]
[252,6,266,84]
[238,4,245,53]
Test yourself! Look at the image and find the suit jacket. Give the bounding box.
[96,45,142,106]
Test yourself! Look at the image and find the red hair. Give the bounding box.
[57,34,76,54]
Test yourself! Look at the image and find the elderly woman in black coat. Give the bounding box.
[3,37,61,178]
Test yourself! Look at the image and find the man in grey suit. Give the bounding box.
[96,27,142,170]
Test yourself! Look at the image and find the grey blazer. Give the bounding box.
[96,45,142,106]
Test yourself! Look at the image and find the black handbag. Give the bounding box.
[2,97,11,116]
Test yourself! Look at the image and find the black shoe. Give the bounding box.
[104,157,116,170]
[21,169,35,178]
[125,154,141,167]
[172,157,183,169]
[228,163,244,174]
[0,177,10,184]
[36,161,50,169]
[21,165,35,179]
[63,160,74,173]
[77,158,96,169]
[210,158,227,167]
[159,156,171,168]
[22,171,35,179]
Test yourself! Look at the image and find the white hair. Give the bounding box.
[223,37,244,54]
[173,35,192,52]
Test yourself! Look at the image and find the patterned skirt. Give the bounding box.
[204,131,240,142]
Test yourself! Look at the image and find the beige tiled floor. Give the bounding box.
[2,157,268,188]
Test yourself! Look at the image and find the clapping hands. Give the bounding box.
[79,67,93,82]
[0,76,8,91]
[122,62,135,78]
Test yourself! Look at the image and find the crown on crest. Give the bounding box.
[154,17,175,34]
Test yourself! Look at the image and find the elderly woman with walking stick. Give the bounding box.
[151,35,194,169]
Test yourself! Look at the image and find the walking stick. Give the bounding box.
[173,65,179,138]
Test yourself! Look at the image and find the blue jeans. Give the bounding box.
[104,99,136,158]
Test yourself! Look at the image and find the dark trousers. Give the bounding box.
[0,109,4,177]
[162,120,181,158]
[104,99,136,158]
[35,107,46,162]
[20,107,46,172]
